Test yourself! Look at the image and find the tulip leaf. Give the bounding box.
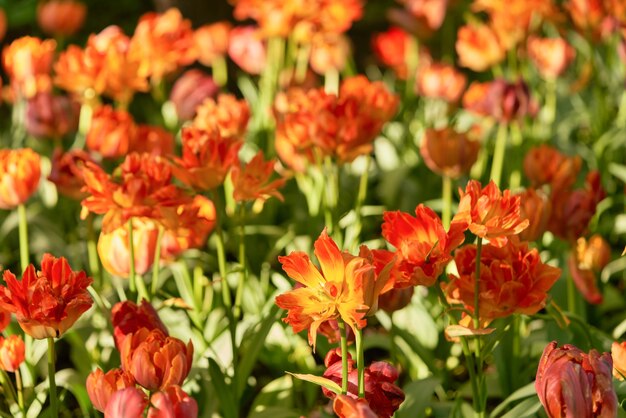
[489,382,538,418]
[286,373,342,395]
[208,358,238,418]
[395,377,441,418]
[236,304,281,397]
[497,397,542,418]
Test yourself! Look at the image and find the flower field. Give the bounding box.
[0,0,626,417]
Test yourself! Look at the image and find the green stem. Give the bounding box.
[127,218,136,295]
[338,321,349,395]
[151,224,165,297]
[295,43,311,84]
[355,328,365,398]
[212,55,228,87]
[473,238,485,416]
[234,205,247,319]
[86,214,103,289]
[349,156,371,252]
[324,68,339,95]
[508,123,523,190]
[567,273,577,315]
[323,157,339,238]
[47,337,58,418]
[0,369,18,408]
[17,204,29,272]
[15,368,24,412]
[545,78,557,128]
[405,35,419,98]
[442,175,452,230]
[473,238,483,330]
[490,123,508,187]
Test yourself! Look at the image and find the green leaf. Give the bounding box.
[287,373,342,395]
[250,375,295,415]
[489,382,538,418]
[609,163,626,184]
[498,397,542,418]
[236,304,281,396]
[249,406,301,418]
[208,358,237,418]
[396,377,441,418]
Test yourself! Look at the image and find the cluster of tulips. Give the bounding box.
[0,0,625,417]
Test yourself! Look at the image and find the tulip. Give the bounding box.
[147,385,198,418]
[0,8,6,42]
[169,70,219,122]
[309,33,350,75]
[228,26,266,75]
[456,24,504,72]
[24,93,80,139]
[416,63,467,102]
[333,395,377,418]
[2,36,56,99]
[0,254,93,339]
[231,151,286,203]
[382,205,467,287]
[0,335,25,372]
[120,329,193,391]
[48,148,94,201]
[275,229,390,349]
[104,387,148,418]
[322,349,405,418]
[86,105,136,159]
[37,0,86,37]
[0,309,9,333]
[86,368,135,412]
[98,217,159,279]
[517,188,551,242]
[111,299,168,350]
[419,128,479,179]
[567,235,611,305]
[453,180,529,247]
[612,342,626,380]
[129,8,196,83]
[194,22,231,67]
[445,238,561,326]
[371,27,410,79]
[523,145,582,191]
[193,94,250,140]
[131,125,175,157]
[535,341,617,418]
[0,148,41,210]
[527,36,575,79]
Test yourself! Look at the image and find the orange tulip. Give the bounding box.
[454,180,529,247]
[417,63,467,102]
[382,205,467,287]
[37,0,86,37]
[566,0,606,35]
[516,188,551,242]
[567,234,611,304]
[120,328,193,391]
[111,300,168,350]
[147,385,198,418]
[228,26,267,75]
[97,217,159,279]
[169,70,218,122]
[86,368,136,412]
[81,153,190,232]
[536,342,617,418]
[333,395,377,418]
[2,36,56,99]
[160,195,217,261]
[275,229,391,348]
[445,238,561,325]
[231,151,286,203]
[0,148,41,210]
[172,127,242,191]
[523,145,582,191]
[131,125,175,157]
[548,171,605,242]
[0,335,25,372]
[129,8,197,83]
[309,33,351,75]
[527,36,575,79]
[0,309,9,333]
[462,79,536,122]
[194,22,231,67]
[612,342,626,380]
[456,24,504,72]
[0,254,93,339]
[54,26,148,102]
[371,27,410,79]
[419,128,479,178]
[87,105,136,159]
[48,148,94,200]
[104,387,148,418]
[398,0,448,31]
[193,94,250,140]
